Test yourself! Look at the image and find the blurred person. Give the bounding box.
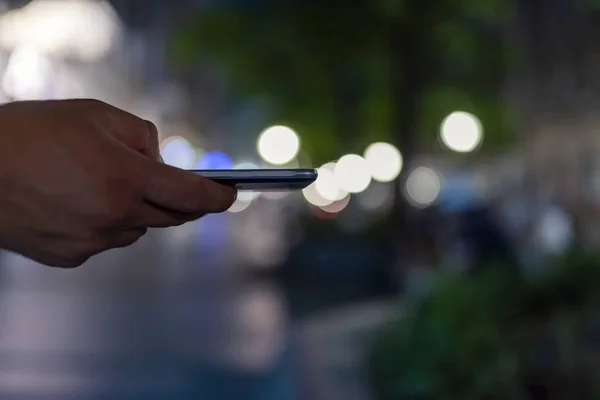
[400,206,440,301]
[0,99,236,268]
[438,169,519,271]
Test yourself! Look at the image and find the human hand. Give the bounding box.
[0,99,236,268]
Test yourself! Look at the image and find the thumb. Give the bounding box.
[141,160,236,214]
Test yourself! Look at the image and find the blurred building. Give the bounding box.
[506,0,600,245]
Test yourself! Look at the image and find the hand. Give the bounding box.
[0,99,236,268]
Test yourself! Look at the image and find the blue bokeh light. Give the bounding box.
[196,151,232,170]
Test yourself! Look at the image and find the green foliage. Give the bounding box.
[369,252,600,399]
[170,0,519,162]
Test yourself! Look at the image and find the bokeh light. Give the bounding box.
[257,125,300,165]
[230,162,260,201]
[309,162,346,202]
[0,0,121,61]
[303,182,333,207]
[363,142,403,182]
[315,167,342,201]
[356,182,394,211]
[320,193,351,214]
[261,191,289,201]
[160,136,196,169]
[440,111,483,153]
[295,150,313,168]
[536,206,574,255]
[320,162,348,199]
[334,154,372,193]
[234,161,260,170]
[1,47,53,100]
[405,166,441,207]
[262,158,299,169]
[196,151,232,170]
[228,191,255,213]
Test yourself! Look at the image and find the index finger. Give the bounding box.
[140,159,237,214]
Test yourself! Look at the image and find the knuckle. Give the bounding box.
[145,119,158,134]
[68,98,109,114]
[81,98,109,110]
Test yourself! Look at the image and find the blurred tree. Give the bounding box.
[170,0,517,242]
[369,251,600,399]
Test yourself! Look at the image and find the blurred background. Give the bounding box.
[2,0,600,398]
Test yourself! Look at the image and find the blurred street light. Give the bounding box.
[0,0,121,62]
[334,154,372,194]
[320,193,351,214]
[232,162,260,202]
[228,193,253,213]
[440,111,483,153]
[234,161,260,170]
[303,182,333,207]
[196,151,232,170]
[405,166,441,207]
[316,162,347,201]
[357,182,394,211]
[1,47,53,100]
[364,142,403,182]
[160,136,196,169]
[261,191,288,200]
[536,205,574,255]
[257,125,300,165]
[315,166,344,202]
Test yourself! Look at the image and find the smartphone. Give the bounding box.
[191,168,318,191]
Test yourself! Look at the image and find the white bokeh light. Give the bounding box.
[321,193,351,214]
[405,167,441,208]
[315,168,340,201]
[234,161,260,170]
[257,125,300,165]
[261,191,289,201]
[160,136,197,169]
[228,192,253,213]
[232,162,260,201]
[334,154,372,194]
[319,163,347,200]
[440,111,483,153]
[1,47,53,100]
[363,142,403,182]
[0,0,121,61]
[312,163,345,202]
[228,199,251,213]
[303,182,332,207]
[536,206,573,255]
[357,182,394,211]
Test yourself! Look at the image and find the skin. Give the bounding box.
[0,99,237,268]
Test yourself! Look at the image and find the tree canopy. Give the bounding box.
[171,0,517,164]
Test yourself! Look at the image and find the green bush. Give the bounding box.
[369,252,600,399]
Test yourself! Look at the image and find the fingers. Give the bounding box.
[139,160,237,214]
[28,228,148,269]
[143,120,162,162]
[135,202,206,228]
[110,227,148,248]
[84,99,161,160]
